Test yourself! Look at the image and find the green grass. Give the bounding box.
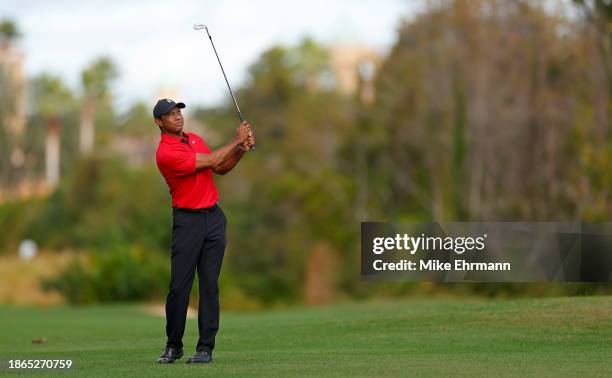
[0,296,611,377]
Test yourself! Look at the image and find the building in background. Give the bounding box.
[328,45,381,104]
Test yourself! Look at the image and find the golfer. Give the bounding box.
[153,99,254,364]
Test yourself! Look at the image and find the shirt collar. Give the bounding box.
[161,132,190,145]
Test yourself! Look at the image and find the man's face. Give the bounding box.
[155,106,184,135]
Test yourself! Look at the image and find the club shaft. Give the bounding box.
[204,28,243,122]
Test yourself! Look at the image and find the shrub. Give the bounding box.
[43,245,169,304]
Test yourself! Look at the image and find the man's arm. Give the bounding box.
[195,121,251,172]
[212,132,255,175]
[212,146,246,175]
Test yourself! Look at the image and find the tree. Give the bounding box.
[0,18,20,47]
[573,0,612,88]
[193,38,355,304]
[0,17,23,187]
[79,57,118,154]
[571,0,612,219]
[119,101,156,137]
[29,74,76,187]
[367,0,609,220]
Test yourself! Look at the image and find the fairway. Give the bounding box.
[1,296,611,377]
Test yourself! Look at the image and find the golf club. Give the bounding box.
[193,24,254,151]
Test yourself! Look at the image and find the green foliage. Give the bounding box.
[0,62,15,179]
[0,198,44,252]
[118,101,157,137]
[29,74,77,119]
[368,0,612,220]
[23,157,172,252]
[81,57,118,100]
[190,38,360,304]
[0,23,46,187]
[17,74,79,180]
[43,245,169,304]
[0,18,20,42]
[0,154,172,254]
[574,0,612,20]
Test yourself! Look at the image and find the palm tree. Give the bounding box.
[0,18,23,186]
[30,74,75,187]
[79,57,118,154]
[0,18,20,49]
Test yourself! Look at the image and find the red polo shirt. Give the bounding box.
[156,132,219,209]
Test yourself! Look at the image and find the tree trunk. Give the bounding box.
[303,242,337,305]
[80,99,96,154]
[46,118,61,187]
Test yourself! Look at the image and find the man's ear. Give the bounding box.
[154,118,163,128]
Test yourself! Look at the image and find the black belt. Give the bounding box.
[174,203,218,213]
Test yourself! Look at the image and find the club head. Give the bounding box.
[193,24,207,30]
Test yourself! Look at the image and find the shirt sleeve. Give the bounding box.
[157,145,196,177]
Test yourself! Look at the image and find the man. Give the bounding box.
[153,99,254,364]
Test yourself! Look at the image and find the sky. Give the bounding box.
[1,0,419,111]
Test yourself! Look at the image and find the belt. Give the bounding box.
[174,203,218,213]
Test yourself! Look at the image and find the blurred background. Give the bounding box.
[0,0,610,310]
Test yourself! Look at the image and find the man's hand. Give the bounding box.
[196,121,251,172]
[234,121,251,144]
[242,130,255,150]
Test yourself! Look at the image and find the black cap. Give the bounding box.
[153,99,186,118]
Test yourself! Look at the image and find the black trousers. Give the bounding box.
[165,205,227,352]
